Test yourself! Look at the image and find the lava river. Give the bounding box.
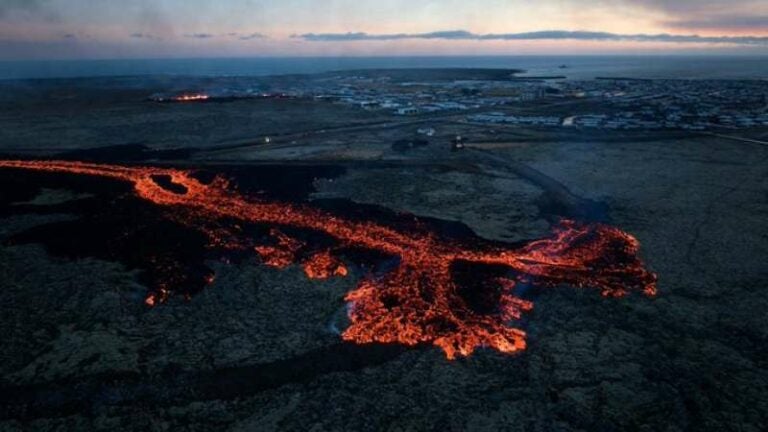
[0,160,657,359]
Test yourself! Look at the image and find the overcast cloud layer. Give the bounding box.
[296,30,768,45]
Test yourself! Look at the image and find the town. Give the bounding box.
[155,71,768,132]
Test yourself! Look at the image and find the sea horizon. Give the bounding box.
[1,54,766,81]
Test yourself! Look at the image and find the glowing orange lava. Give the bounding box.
[303,251,348,279]
[0,160,657,359]
[173,94,210,102]
[254,229,304,268]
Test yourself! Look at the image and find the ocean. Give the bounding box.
[0,56,766,81]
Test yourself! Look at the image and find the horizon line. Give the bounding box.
[2,53,767,63]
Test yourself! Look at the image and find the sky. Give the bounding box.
[0,0,767,60]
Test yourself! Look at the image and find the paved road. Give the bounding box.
[706,132,768,147]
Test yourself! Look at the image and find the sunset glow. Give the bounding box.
[0,0,766,59]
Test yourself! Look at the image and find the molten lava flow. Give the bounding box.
[173,94,209,102]
[0,160,657,359]
[255,229,304,268]
[303,251,348,279]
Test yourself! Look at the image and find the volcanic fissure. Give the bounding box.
[0,160,657,359]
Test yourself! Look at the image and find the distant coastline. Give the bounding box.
[595,77,654,81]
[0,55,766,81]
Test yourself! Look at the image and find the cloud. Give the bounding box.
[627,0,757,12]
[185,33,215,39]
[60,32,96,41]
[134,31,266,41]
[0,0,58,21]
[295,31,474,41]
[617,0,767,31]
[130,32,158,40]
[295,30,768,45]
[0,0,45,16]
[222,32,267,40]
[663,15,768,31]
[237,32,266,40]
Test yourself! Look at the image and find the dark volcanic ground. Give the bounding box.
[0,77,767,431]
[0,143,766,431]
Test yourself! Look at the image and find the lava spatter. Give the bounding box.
[0,160,657,359]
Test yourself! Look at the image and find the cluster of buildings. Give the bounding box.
[468,112,562,127]
[304,75,551,115]
[322,74,767,131]
[149,73,768,131]
[555,79,768,130]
